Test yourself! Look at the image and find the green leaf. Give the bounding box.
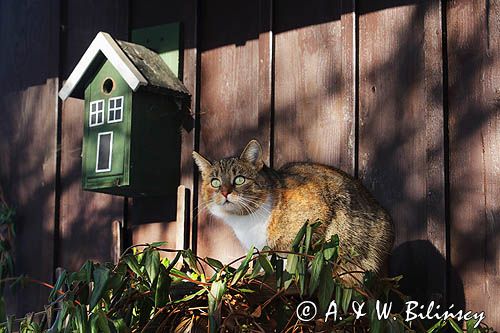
[154,266,171,308]
[205,257,224,271]
[335,283,342,307]
[448,319,463,333]
[112,319,129,333]
[342,288,352,313]
[317,265,335,313]
[275,258,284,289]
[166,251,182,272]
[308,251,324,295]
[170,268,191,281]
[123,255,142,277]
[161,257,170,268]
[283,271,294,290]
[81,260,93,283]
[173,288,206,303]
[0,298,5,324]
[297,254,307,296]
[96,310,111,333]
[6,315,14,333]
[387,316,405,333]
[285,254,298,276]
[89,266,110,310]
[336,315,355,326]
[323,235,339,261]
[363,271,376,290]
[323,247,337,262]
[249,259,262,279]
[427,319,445,333]
[208,280,226,315]
[55,301,70,332]
[258,255,274,276]
[305,224,313,253]
[143,249,160,284]
[150,241,167,247]
[67,260,93,285]
[89,313,99,333]
[237,288,255,293]
[49,270,66,302]
[73,305,87,333]
[182,249,200,274]
[291,222,308,252]
[76,284,90,305]
[368,299,382,333]
[107,272,125,294]
[231,246,254,285]
[465,318,482,333]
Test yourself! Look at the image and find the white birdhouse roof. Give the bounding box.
[59,32,190,100]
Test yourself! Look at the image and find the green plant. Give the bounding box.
[0,222,496,333]
[0,195,15,324]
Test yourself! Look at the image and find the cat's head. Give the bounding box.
[193,140,271,217]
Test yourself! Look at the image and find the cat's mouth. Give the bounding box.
[210,199,240,216]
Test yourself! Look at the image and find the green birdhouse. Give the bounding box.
[59,32,190,196]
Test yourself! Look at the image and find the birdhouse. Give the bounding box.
[59,32,190,196]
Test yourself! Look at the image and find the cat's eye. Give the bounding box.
[210,178,221,188]
[234,176,246,186]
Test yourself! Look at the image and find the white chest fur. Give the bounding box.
[209,196,272,250]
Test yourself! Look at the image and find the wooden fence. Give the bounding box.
[0,0,498,328]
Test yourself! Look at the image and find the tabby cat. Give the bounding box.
[193,140,394,275]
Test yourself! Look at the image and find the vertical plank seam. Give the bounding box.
[269,0,276,169]
[122,0,133,255]
[354,0,360,179]
[53,0,65,280]
[191,0,202,254]
[441,0,451,308]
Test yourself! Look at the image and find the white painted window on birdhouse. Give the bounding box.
[90,100,105,127]
[96,131,113,173]
[108,96,124,123]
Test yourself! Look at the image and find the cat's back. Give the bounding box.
[268,162,393,272]
[277,162,358,194]
[274,162,390,224]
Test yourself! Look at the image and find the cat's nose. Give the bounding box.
[221,187,232,198]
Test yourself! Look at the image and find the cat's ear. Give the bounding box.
[192,151,212,175]
[240,139,264,169]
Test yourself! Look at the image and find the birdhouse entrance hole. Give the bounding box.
[102,78,114,94]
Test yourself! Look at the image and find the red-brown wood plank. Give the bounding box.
[59,0,128,271]
[358,1,447,305]
[0,0,60,315]
[341,0,356,176]
[196,0,272,262]
[130,223,178,259]
[447,0,500,327]
[273,1,352,173]
[178,1,200,251]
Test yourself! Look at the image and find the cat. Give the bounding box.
[193,140,394,275]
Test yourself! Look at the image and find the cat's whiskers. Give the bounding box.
[236,199,254,216]
[239,196,271,215]
[193,199,212,213]
[193,199,215,220]
[238,196,271,221]
[237,197,258,211]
